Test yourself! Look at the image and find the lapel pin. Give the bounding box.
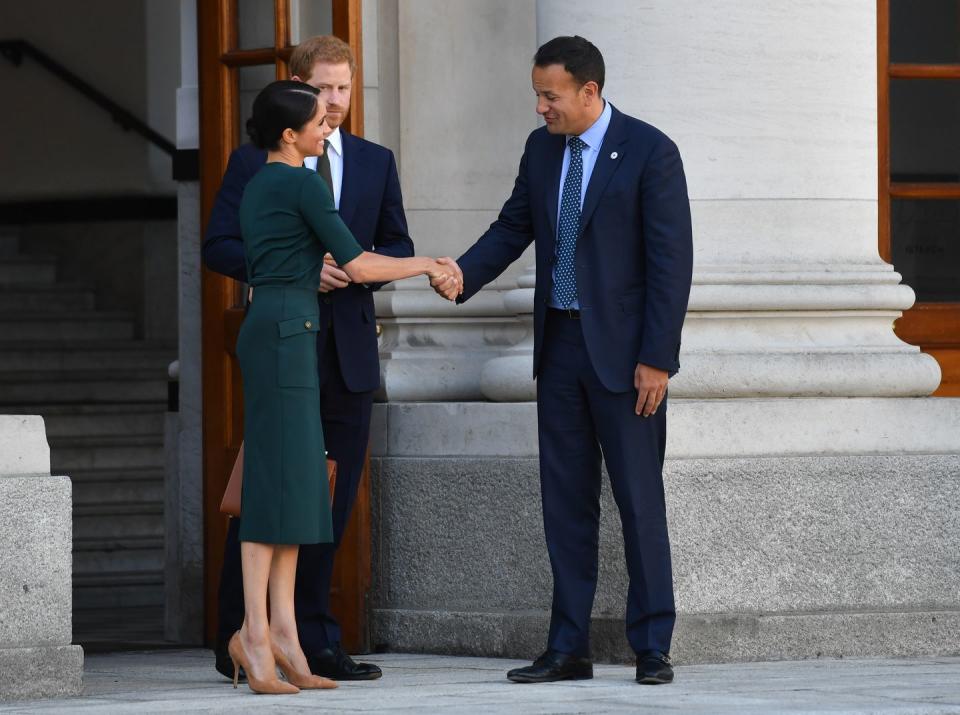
[610,151,618,159]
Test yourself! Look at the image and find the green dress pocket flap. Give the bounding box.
[277,315,321,338]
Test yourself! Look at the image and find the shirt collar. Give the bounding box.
[570,100,612,150]
[326,126,343,157]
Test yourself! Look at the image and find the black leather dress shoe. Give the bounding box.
[636,650,673,684]
[214,644,246,682]
[507,650,593,683]
[308,645,383,680]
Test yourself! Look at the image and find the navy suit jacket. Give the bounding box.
[203,135,414,393]
[457,105,693,393]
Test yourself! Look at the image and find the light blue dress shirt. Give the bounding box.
[550,100,613,310]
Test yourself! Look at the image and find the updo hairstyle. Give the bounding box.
[246,80,322,150]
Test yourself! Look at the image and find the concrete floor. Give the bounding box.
[2,650,960,713]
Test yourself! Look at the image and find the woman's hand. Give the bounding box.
[425,257,462,301]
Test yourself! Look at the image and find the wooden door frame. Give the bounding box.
[198,0,368,646]
[877,0,960,396]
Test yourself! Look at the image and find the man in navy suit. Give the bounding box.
[204,36,413,681]
[436,36,693,685]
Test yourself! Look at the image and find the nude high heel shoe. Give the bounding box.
[228,632,300,694]
[272,646,339,689]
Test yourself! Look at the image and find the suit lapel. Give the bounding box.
[544,133,566,240]
[338,132,363,228]
[578,106,629,235]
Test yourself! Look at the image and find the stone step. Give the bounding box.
[73,501,163,540]
[73,605,165,646]
[67,466,165,486]
[0,255,57,285]
[43,409,166,439]
[73,535,164,576]
[4,338,175,351]
[0,234,20,256]
[0,341,177,377]
[50,435,164,472]
[2,405,166,438]
[0,311,135,342]
[73,572,164,610]
[71,470,164,506]
[0,283,96,311]
[0,369,167,405]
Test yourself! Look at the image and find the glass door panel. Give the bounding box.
[890,0,960,64]
[891,199,960,302]
[236,64,277,145]
[890,79,960,182]
[237,0,277,49]
[290,0,333,43]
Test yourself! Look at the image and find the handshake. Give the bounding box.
[426,257,463,301]
[321,253,464,301]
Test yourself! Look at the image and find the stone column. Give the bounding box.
[165,0,203,644]
[0,416,83,699]
[372,0,538,401]
[534,0,940,401]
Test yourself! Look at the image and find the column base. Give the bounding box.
[372,608,960,665]
[0,645,83,700]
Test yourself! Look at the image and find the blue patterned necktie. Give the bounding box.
[555,136,586,308]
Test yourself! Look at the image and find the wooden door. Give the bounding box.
[878,0,960,395]
[198,0,371,649]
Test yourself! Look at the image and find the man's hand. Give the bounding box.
[430,257,463,301]
[634,363,668,417]
[320,253,351,293]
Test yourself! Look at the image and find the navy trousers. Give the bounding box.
[216,326,374,653]
[537,309,675,658]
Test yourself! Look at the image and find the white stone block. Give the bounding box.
[0,416,49,477]
[371,397,960,460]
[0,414,82,699]
[0,475,73,646]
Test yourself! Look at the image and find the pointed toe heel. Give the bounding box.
[227,632,300,695]
[273,647,339,689]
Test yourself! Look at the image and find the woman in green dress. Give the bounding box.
[229,80,460,695]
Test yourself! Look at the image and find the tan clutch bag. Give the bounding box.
[219,442,338,517]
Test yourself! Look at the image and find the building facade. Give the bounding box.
[1,3,958,693]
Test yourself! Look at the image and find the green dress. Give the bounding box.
[237,162,363,545]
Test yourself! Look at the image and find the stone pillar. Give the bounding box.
[165,0,203,644]
[372,0,538,401]
[536,0,940,400]
[0,416,83,699]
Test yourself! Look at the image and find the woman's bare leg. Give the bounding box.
[238,541,278,679]
[268,545,312,673]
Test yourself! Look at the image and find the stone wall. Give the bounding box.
[368,402,960,663]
